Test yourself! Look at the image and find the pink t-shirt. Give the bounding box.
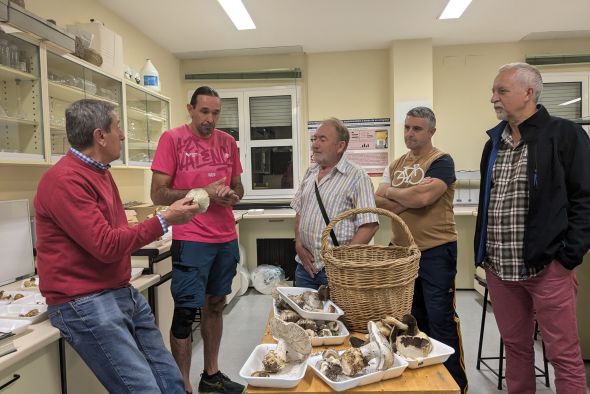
[151,125,243,243]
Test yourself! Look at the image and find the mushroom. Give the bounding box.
[316,349,343,381]
[387,314,433,360]
[262,318,312,373]
[318,328,332,337]
[339,321,394,376]
[279,310,300,323]
[185,188,210,213]
[296,318,318,331]
[302,291,323,309]
[251,371,270,377]
[375,321,392,339]
[288,294,306,308]
[305,329,318,337]
[317,285,330,301]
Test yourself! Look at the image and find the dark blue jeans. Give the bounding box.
[294,263,328,289]
[48,287,185,393]
[412,241,468,393]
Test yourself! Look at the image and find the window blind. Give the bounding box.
[540,82,582,120]
[218,97,239,129]
[250,95,292,127]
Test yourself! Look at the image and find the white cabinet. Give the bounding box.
[125,83,170,167]
[0,34,44,162]
[46,51,123,164]
[0,32,170,168]
[0,342,61,394]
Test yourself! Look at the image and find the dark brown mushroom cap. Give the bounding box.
[317,285,330,301]
[401,314,419,336]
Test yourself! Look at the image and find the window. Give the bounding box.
[216,87,300,199]
[540,72,590,134]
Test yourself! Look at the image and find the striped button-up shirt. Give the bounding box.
[484,126,539,280]
[291,157,378,271]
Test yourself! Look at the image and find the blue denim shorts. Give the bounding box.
[170,239,240,308]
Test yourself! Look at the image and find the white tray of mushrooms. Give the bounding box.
[0,291,38,305]
[307,321,408,392]
[0,304,48,323]
[276,287,344,321]
[382,314,455,369]
[239,318,311,388]
[272,294,349,346]
[21,276,40,291]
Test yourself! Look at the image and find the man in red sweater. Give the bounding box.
[35,99,200,394]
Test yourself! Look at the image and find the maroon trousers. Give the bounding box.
[486,262,586,393]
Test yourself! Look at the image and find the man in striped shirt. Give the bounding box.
[291,118,379,289]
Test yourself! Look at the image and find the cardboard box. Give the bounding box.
[67,21,124,77]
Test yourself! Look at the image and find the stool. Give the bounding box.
[475,274,550,390]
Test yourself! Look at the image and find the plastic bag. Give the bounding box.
[251,265,285,295]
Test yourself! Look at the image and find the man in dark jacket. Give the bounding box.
[474,62,590,393]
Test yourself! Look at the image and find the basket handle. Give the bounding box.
[320,207,417,253]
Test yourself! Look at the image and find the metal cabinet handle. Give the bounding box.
[0,374,21,391]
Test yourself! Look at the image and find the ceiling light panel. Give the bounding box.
[217,0,256,30]
[439,0,473,19]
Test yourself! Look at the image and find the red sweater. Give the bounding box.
[35,152,163,305]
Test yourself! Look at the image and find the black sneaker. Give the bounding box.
[198,371,246,394]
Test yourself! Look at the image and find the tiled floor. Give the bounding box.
[188,289,590,393]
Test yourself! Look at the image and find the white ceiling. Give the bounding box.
[98,0,590,59]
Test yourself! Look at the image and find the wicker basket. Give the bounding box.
[320,207,421,333]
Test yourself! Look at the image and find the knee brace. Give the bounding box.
[171,307,197,339]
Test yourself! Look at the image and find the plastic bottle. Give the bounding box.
[141,59,160,92]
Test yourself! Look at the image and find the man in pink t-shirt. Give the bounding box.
[151,86,244,394]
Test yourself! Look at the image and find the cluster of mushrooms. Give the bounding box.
[315,314,433,381]
[251,318,312,377]
[273,286,341,337]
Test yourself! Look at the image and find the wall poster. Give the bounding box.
[308,118,390,176]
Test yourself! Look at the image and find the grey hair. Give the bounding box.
[498,62,543,103]
[406,107,436,130]
[320,117,350,149]
[66,99,117,150]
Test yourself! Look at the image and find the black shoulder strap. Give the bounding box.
[314,182,339,247]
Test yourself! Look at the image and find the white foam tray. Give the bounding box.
[276,287,344,321]
[20,276,40,291]
[0,291,37,305]
[273,300,349,346]
[307,351,408,392]
[12,293,45,305]
[0,319,32,336]
[239,344,307,388]
[0,304,48,323]
[398,337,455,369]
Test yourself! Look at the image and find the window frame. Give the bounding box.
[217,86,301,200]
[541,71,590,133]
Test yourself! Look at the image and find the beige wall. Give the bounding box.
[434,38,590,170]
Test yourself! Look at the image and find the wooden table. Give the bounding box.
[247,312,460,394]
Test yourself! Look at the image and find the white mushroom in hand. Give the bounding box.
[262,318,312,373]
[186,188,210,213]
[386,314,433,360]
[339,321,394,376]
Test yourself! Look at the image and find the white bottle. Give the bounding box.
[141,58,160,92]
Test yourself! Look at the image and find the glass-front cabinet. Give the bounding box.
[125,83,170,166]
[46,51,123,163]
[0,33,43,161]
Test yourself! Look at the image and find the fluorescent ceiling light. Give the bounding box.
[439,0,473,19]
[559,97,581,106]
[217,0,256,30]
